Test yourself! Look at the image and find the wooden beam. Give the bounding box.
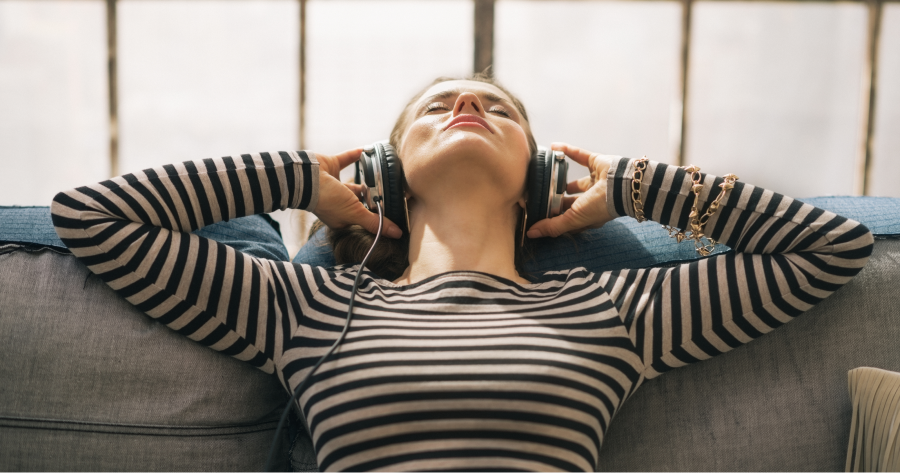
[474,0,495,75]
[856,0,882,195]
[299,0,306,150]
[106,0,119,177]
[674,0,693,167]
[298,0,309,244]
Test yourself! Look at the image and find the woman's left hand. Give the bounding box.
[526,142,615,239]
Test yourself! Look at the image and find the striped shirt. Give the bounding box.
[51,152,873,471]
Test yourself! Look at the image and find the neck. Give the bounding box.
[394,194,527,286]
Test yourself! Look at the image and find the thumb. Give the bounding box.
[349,203,403,239]
[526,211,583,239]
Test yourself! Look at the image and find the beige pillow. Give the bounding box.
[846,367,900,471]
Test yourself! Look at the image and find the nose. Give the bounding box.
[452,92,485,117]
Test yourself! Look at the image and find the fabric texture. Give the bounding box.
[845,366,900,471]
[0,248,289,471]
[0,205,289,262]
[0,206,66,247]
[49,151,872,471]
[294,196,899,272]
[597,239,900,470]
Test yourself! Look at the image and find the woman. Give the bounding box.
[51,74,873,471]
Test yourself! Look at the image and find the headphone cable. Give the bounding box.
[265,198,384,471]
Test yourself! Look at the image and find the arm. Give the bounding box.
[599,157,874,381]
[50,152,320,376]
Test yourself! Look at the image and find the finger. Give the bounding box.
[566,176,593,195]
[344,182,364,197]
[559,195,579,214]
[526,210,585,239]
[550,142,592,167]
[335,147,365,170]
[350,203,403,239]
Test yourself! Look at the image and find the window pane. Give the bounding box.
[495,0,682,181]
[118,0,298,173]
[686,2,867,198]
[0,1,107,205]
[870,3,900,197]
[305,0,473,181]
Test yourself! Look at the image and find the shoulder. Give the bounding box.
[286,262,361,296]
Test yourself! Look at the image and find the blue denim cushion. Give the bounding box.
[0,206,290,262]
[292,196,900,273]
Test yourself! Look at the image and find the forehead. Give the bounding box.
[417,80,513,104]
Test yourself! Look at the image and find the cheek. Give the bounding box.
[505,125,532,176]
[398,121,434,191]
[399,118,443,171]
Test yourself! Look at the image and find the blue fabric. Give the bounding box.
[0,207,65,248]
[0,206,290,262]
[292,196,900,273]
[801,196,900,236]
[293,224,337,268]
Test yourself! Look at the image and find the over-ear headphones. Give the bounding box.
[356,141,568,233]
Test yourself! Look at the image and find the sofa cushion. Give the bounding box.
[293,196,900,273]
[0,247,290,471]
[0,206,289,262]
[0,206,293,471]
[596,238,900,470]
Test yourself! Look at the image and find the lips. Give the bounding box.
[443,114,494,133]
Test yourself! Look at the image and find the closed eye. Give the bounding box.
[488,106,511,118]
[425,102,451,113]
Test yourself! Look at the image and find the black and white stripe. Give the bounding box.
[52,153,872,471]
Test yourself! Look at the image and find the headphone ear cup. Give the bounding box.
[375,142,408,234]
[526,148,552,230]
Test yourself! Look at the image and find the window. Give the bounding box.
[1,0,895,256]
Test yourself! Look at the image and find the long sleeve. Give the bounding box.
[598,157,874,383]
[50,151,319,376]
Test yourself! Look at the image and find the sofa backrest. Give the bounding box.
[596,238,900,470]
[0,246,290,470]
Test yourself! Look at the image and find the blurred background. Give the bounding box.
[1,0,897,257]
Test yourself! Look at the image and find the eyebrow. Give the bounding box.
[421,89,513,109]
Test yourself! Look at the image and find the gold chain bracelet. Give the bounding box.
[631,157,649,223]
[631,159,739,256]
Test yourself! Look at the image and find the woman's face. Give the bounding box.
[398,80,532,204]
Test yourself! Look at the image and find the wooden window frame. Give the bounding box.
[101,0,892,195]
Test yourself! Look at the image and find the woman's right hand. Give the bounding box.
[310,148,403,239]
[526,143,615,238]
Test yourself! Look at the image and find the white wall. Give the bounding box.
[686,1,867,198]
[871,3,900,197]
[0,1,108,206]
[305,0,473,184]
[495,0,683,184]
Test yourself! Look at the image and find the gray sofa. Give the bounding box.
[598,237,899,470]
[0,212,294,471]
[1,198,897,471]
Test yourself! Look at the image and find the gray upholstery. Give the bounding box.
[597,239,900,471]
[0,246,289,471]
[2,217,896,471]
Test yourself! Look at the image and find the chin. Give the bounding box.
[407,135,528,197]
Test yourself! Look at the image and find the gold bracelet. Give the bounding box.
[660,165,739,256]
[631,157,649,223]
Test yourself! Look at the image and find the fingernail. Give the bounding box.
[387,226,402,238]
[526,229,541,239]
